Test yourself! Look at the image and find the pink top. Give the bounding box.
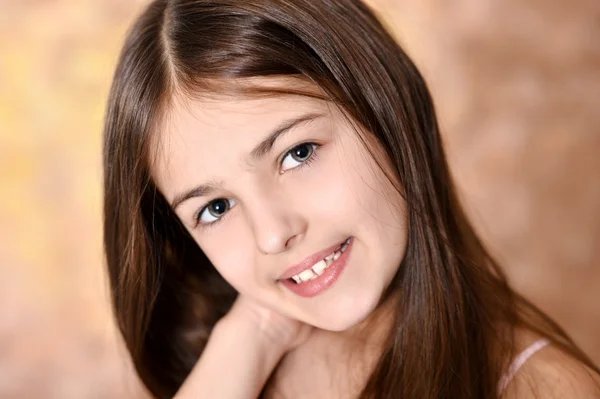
[497,338,550,394]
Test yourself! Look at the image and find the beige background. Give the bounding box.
[1,0,598,397]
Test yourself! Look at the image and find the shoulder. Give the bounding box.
[502,333,600,398]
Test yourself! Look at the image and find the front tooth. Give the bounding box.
[298,269,315,282]
[312,259,327,275]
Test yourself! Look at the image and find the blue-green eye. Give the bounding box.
[196,198,237,225]
[281,143,318,172]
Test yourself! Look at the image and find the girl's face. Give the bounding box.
[152,79,408,331]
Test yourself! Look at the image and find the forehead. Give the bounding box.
[159,76,329,135]
[151,80,334,199]
[167,91,326,139]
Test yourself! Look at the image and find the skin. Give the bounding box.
[152,78,408,397]
[151,78,600,398]
[152,78,408,333]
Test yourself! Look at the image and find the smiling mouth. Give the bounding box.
[288,237,351,284]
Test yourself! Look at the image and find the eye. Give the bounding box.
[196,198,237,225]
[281,143,319,172]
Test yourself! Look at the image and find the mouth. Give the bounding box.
[287,237,351,284]
[278,237,354,298]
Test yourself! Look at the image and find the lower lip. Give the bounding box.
[279,237,354,298]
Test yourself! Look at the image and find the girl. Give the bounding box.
[102,0,600,397]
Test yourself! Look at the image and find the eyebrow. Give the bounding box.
[171,112,325,210]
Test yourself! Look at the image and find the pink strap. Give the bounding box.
[497,338,550,394]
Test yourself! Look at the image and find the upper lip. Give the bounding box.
[277,238,348,280]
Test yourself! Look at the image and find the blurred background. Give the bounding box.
[0,0,598,397]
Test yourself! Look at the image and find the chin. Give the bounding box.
[308,292,382,332]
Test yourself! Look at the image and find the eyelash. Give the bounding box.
[193,142,321,229]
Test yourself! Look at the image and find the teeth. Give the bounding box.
[340,238,350,253]
[298,269,315,282]
[289,238,351,283]
[312,259,328,275]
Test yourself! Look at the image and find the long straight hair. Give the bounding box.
[102,0,598,397]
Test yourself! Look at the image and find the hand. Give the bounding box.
[174,296,312,399]
[220,295,313,353]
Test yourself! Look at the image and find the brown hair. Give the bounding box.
[102,0,598,397]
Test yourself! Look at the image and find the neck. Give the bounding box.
[266,291,400,398]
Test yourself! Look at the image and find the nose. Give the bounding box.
[244,190,305,256]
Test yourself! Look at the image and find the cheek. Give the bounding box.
[303,176,352,222]
[194,226,255,291]
[296,146,361,222]
[337,145,407,243]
